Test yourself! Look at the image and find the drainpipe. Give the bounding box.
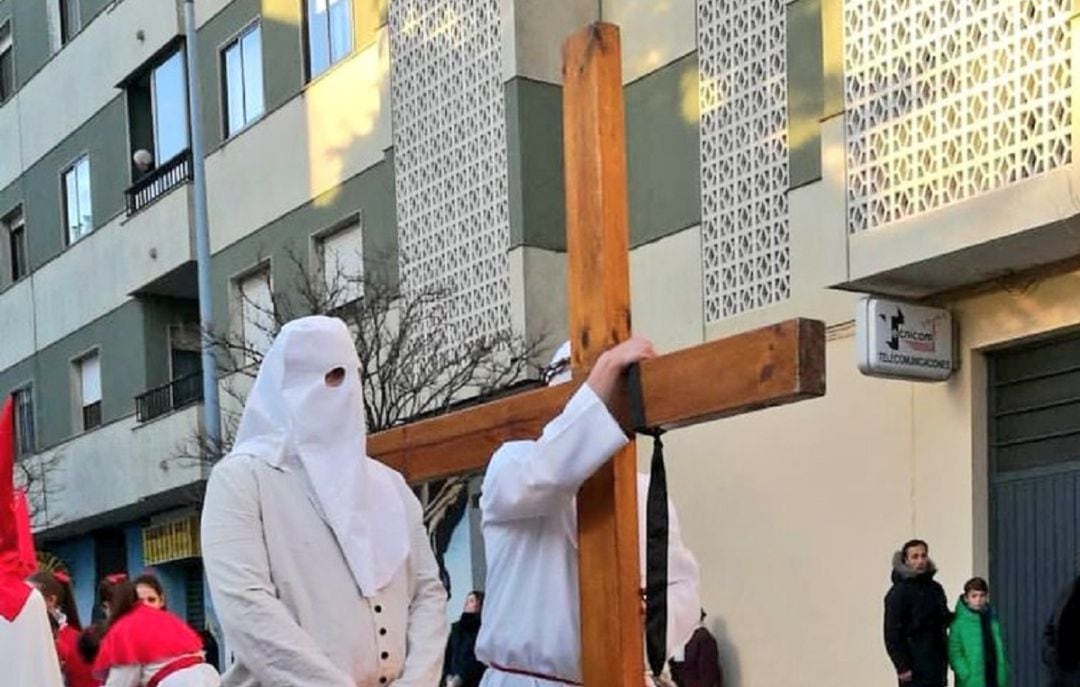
[182,0,222,460]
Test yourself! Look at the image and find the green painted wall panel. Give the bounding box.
[787,0,824,189]
[22,96,128,271]
[625,52,701,247]
[210,156,399,330]
[0,299,200,450]
[260,1,304,108]
[12,0,51,88]
[196,0,262,152]
[354,0,388,51]
[141,296,200,389]
[506,78,565,251]
[80,0,113,28]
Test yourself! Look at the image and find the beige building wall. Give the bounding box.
[626,210,1080,685]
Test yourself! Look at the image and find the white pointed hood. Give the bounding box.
[232,315,408,596]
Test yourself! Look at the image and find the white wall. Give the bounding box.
[0,278,36,371]
[625,204,1080,684]
[33,404,205,528]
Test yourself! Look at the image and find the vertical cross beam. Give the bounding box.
[562,23,643,685]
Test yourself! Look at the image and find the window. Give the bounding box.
[3,206,26,281]
[222,23,265,137]
[62,155,92,244]
[152,51,190,164]
[320,221,363,307]
[0,21,12,103]
[12,386,35,458]
[75,352,101,431]
[238,269,274,363]
[60,0,80,45]
[306,0,352,79]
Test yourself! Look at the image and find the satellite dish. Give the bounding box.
[133,149,154,172]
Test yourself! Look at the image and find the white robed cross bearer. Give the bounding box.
[476,340,702,686]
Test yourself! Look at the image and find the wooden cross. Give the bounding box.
[367,23,826,686]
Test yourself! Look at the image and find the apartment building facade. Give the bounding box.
[1,0,1079,683]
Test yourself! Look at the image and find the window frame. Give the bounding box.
[12,384,36,458]
[3,205,27,282]
[61,153,93,246]
[71,348,102,433]
[312,212,364,308]
[149,48,190,165]
[59,0,81,46]
[302,0,355,82]
[0,19,13,103]
[231,261,275,367]
[219,20,265,139]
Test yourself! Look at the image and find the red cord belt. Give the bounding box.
[146,655,205,687]
[488,661,582,685]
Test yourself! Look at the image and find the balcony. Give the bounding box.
[28,403,206,536]
[125,150,192,216]
[135,372,203,423]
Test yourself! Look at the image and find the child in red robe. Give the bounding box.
[92,578,220,687]
[30,569,100,687]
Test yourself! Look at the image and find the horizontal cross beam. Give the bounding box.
[367,318,826,484]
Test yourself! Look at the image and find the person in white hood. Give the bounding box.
[475,338,701,686]
[201,316,448,687]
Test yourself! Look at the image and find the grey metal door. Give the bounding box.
[990,332,1080,687]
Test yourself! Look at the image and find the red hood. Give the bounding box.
[0,396,33,621]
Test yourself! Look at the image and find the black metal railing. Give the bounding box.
[124,149,192,216]
[135,372,203,423]
[82,401,102,430]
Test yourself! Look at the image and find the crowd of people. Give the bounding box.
[23,569,222,686]
[883,538,1080,687]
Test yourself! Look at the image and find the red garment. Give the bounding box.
[0,396,32,622]
[93,604,204,679]
[146,656,204,687]
[57,625,101,687]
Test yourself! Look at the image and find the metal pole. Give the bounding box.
[183,0,222,458]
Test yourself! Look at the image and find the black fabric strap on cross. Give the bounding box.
[627,363,669,679]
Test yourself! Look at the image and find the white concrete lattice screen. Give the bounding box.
[388,0,513,343]
[844,0,1073,234]
[697,0,792,323]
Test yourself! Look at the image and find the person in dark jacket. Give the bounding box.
[669,608,723,687]
[443,591,486,687]
[1044,568,1080,687]
[884,539,951,686]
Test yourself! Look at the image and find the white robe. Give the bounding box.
[201,452,448,687]
[476,385,701,686]
[0,587,64,687]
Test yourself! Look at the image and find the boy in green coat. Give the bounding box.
[949,577,1010,687]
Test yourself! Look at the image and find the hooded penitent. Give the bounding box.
[231,315,408,596]
[0,395,36,621]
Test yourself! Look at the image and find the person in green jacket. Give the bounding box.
[949,577,1010,687]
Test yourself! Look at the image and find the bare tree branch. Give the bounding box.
[174,249,547,471]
